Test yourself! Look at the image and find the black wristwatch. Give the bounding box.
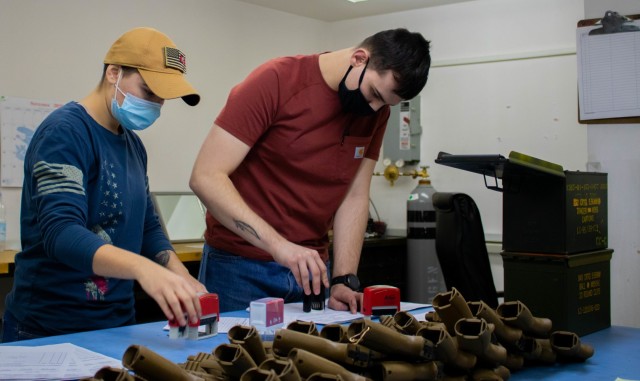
[331,273,360,291]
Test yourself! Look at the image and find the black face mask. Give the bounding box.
[338,63,376,116]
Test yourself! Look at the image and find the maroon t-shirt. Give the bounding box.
[207,54,390,261]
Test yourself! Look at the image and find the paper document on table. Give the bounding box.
[161,302,433,332]
[401,301,432,312]
[0,342,121,380]
[218,317,251,332]
[283,301,432,325]
[283,302,363,325]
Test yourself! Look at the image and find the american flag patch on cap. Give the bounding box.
[164,47,187,73]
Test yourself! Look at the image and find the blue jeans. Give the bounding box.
[1,310,46,343]
[199,244,309,312]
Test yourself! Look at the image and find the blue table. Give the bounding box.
[2,311,639,380]
[1,311,249,363]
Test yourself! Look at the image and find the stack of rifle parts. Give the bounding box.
[82,287,594,381]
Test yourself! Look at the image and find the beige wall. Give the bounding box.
[326,0,586,237]
[0,0,586,243]
[0,0,327,249]
[584,0,640,330]
[2,0,637,328]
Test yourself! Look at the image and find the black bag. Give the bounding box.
[432,192,499,308]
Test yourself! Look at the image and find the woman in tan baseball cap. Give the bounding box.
[3,27,205,342]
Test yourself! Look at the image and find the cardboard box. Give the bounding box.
[501,249,612,336]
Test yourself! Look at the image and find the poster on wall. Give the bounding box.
[0,96,64,187]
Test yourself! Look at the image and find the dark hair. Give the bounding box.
[100,64,137,83]
[358,28,431,100]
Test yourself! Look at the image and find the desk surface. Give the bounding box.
[0,236,407,276]
[0,249,17,275]
[0,243,204,276]
[1,310,638,381]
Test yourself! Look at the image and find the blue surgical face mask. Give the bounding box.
[110,70,161,131]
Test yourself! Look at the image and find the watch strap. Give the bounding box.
[330,273,360,291]
[331,275,349,287]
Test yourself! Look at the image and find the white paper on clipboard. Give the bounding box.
[577,20,640,121]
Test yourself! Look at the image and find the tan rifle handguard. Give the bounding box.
[416,324,477,370]
[503,352,525,370]
[440,376,467,381]
[432,288,474,335]
[214,343,258,378]
[347,319,435,361]
[180,360,225,380]
[454,318,507,365]
[259,357,302,381]
[372,360,441,381]
[240,368,280,381]
[182,352,225,378]
[496,300,552,337]
[378,315,400,331]
[419,321,447,330]
[272,328,382,368]
[288,348,372,381]
[347,318,436,361]
[92,366,142,381]
[306,373,346,381]
[320,324,349,343]
[424,310,441,323]
[470,365,511,381]
[493,365,511,380]
[193,358,225,377]
[392,310,423,335]
[535,338,557,364]
[517,336,557,364]
[468,300,523,345]
[229,324,270,365]
[182,360,205,373]
[122,345,204,381]
[550,331,595,361]
[286,320,319,336]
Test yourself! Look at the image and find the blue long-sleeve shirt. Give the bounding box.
[5,102,172,335]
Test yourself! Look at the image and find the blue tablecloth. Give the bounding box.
[2,309,639,380]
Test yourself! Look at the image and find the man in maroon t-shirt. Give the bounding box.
[191,28,431,313]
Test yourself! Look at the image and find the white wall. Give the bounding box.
[584,0,640,329]
[326,0,587,238]
[0,0,327,249]
[1,0,637,328]
[325,0,640,328]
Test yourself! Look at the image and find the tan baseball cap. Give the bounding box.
[104,27,200,106]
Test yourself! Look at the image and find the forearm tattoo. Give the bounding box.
[234,219,260,240]
[154,250,171,266]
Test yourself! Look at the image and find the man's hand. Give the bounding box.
[328,284,362,314]
[271,241,329,295]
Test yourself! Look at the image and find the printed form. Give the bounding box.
[0,342,121,380]
[577,21,640,120]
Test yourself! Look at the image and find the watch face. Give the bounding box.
[346,274,360,290]
[332,274,361,291]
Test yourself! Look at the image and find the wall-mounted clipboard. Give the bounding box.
[577,12,640,124]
